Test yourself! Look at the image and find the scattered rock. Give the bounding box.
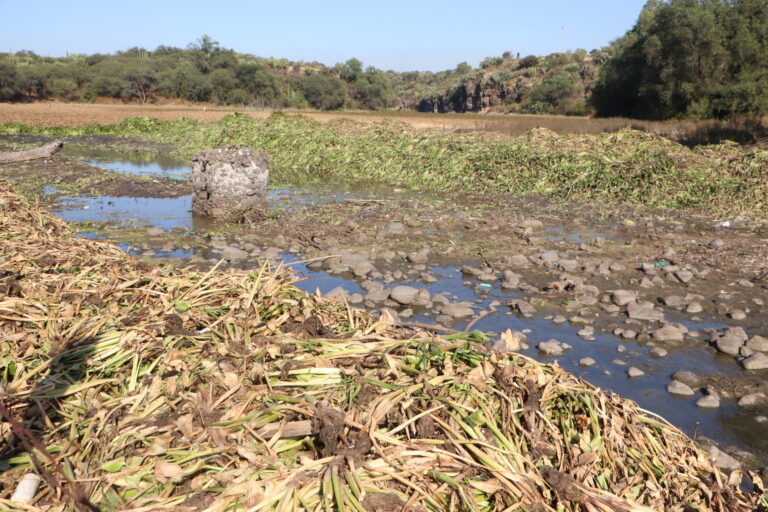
[350,261,375,278]
[406,251,428,264]
[366,288,390,303]
[146,227,164,236]
[715,334,744,355]
[738,393,767,407]
[611,290,637,306]
[729,310,747,321]
[661,295,684,308]
[653,325,685,343]
[506,254,529,267]
[579,357,596,367]
[649,347,668,358]
[500,270,521,289]
[390,285,420,305]
[742,353,768,370]
[746,336,768,352]
[667,380,695,397]
[509,299,536,317]
[671,370,703,388]
[686,302,703,314]
[704,445,740,471]
[221,246,249,262]
[539,250,560,263]
[696,394,720,409]
[627,367,645,378]
[675,270,694,284]
[708,238,725,249]
[538,339,568,356]
[627,302,664,321]
[440,302,474,318]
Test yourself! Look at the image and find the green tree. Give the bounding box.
[234,63,283,106]
[455,62,472,74]
[527,72,579,110]
[121,62,158,103]
[302,74,346,110]
[592,0,768,119]
[47,77,78,98]
[159,62,210,101]
[209,68,238,103]
[0,61,19,100]
[338,58,364,83]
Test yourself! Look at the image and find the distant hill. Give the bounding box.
[0,37,601,117]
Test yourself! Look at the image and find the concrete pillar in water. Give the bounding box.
[192,146,270,221]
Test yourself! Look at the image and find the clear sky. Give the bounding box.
[0,0,647,72]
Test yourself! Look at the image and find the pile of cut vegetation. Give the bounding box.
[3,114,768,217]
[0,184,764,511]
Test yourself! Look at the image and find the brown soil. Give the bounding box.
[0,102,485,130]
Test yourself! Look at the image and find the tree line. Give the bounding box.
[0,36,392,111]
[2,0,767,120]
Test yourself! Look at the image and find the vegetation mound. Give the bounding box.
[0,185,764,510]
[4,114,768,218]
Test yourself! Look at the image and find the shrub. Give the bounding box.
[524,101,552,114]
[47,77,78,99]
[565,101,590,116]
[480,57,504,69]
[528,72,579,108]
[302,74,346,110]
[517,55,539,70]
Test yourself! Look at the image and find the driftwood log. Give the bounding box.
[0,141,64,164]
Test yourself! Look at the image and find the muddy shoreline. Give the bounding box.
[2,134,768,473]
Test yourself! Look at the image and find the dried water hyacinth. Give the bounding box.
[0,184,765,511]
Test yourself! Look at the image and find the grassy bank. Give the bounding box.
[2,113,768,217]
[0,183,763,510]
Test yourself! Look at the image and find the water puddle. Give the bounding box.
[56,195,197,230]
[61,147,191,179]
[48,150,768,467]
[542,226,621,244]
[59,147,420,216]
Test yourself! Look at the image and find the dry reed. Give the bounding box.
[0,185,764,511]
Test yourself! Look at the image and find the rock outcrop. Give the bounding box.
[192,146,269,221]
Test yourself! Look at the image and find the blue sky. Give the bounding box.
[0,0,647,72]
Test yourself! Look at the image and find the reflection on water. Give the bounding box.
[56,195,196,230]
[62,147,191,179]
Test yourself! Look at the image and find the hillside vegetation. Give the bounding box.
[592,0,768,119]
[1,1,767,120]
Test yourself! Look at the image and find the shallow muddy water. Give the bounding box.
[61,147,191,179]
[46,149,768,469]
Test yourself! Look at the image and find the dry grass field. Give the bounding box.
[1,102,765,144]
